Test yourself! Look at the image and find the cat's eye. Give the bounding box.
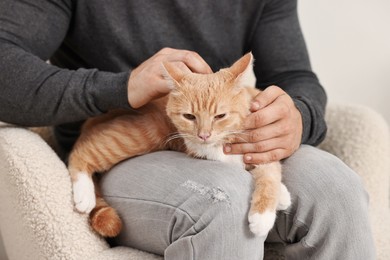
[183,113,196,121]
[214,113,226,120]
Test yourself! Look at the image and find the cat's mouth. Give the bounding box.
[198,140,214,145]
[183,133,229,147]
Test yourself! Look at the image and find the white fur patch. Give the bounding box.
[185,141,245,168]
[248,211,276,237]
[73,172,96,214]
[277,183,291,210]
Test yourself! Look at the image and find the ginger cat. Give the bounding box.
[68,53,291,238]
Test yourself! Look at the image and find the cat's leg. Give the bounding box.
[68,142,112,215]
[68,129,140,214]
[248,161,282,237]
[276,183,291,210]
[69,165,96,214]
[69,158,123,237]
[68,142,126,236]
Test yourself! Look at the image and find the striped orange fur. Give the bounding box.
[68,53,290,238]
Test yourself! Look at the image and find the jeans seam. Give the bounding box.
[104,195,198,223]
[190,236,195,260]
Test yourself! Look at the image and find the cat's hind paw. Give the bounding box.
[277,183,291,211]
[73,172,96,214]
[248,211,276,237]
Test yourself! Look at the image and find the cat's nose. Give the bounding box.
[198,133,211,141]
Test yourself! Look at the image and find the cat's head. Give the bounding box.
[164,53,253,147]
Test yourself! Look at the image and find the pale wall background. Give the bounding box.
[298,0,390,124]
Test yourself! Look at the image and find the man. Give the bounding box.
[0,0,375,259]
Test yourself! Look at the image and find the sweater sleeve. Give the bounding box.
[0,0,130,127]
[251,0,327,146]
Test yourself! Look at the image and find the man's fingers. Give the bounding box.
[127,48,212,109]
[224,136,285,155]
[168,61,193,74]
[243,149,287,164]
[240,120,290,143]
[157,47,177,55]
[244,100,288,129]
[250,85,285,112]
[170,51,213,74]
[155,48,212,74]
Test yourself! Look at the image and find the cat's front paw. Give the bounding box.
[73,173,96,214]
[248,211,276,237]
[277,183,291,211]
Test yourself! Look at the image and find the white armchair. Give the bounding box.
[0,103,389,260]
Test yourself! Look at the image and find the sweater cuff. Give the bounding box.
[292,97,311,144]
[90,70,131,112]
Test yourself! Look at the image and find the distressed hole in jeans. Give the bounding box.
[181,180,231,205]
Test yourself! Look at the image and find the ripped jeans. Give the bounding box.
[101,145,375,260]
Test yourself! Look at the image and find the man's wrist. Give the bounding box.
[291,97,311,145]
[90,70,131,112]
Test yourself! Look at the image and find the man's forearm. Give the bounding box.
[0,42,130,126]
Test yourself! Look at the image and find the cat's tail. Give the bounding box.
[89,190,123,237]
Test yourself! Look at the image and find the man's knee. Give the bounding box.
[282,145,369,220]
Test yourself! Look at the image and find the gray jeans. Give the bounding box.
[101,145,375,260]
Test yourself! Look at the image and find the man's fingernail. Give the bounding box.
[224,145,231,153]
[251,102,260,110]
[245,155,252,161]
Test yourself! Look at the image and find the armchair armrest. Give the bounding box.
[0,126,161,260]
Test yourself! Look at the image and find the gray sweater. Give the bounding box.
[0,0,327,154]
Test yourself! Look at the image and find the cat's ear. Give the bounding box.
[228,52,254,87]
[161,62,186,89]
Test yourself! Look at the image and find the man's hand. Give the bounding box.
[127,48,212,108]
[224,86,303,164]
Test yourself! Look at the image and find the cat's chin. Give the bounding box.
[183,134,227,147]
[185,139,220,152]
[194,140,220,147]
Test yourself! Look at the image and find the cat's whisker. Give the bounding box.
[167,133,189,140]
[234,136,248,143]
[164,132,192,145]
[164,135,181,145]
